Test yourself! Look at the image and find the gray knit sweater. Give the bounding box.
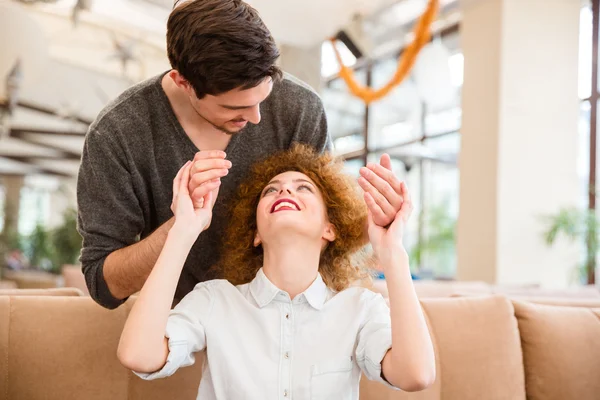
[77,73,331,309]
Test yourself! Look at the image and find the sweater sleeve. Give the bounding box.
[77,126,144,309]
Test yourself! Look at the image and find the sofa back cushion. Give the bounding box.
[2,296,129,400]
[2,270,60,289]
[0,288,84,297]
[513,300,600,400]
[359,295,525,400]
[0,281,17,290]
[61,265,90,295]
[421,295,525,400]
[0,297,203,400]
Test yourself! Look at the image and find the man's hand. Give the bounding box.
[358,153,404,227]
[171,161,218,238]
[188,150,232,213]
[366,182,413,264]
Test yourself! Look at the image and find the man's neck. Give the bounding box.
[261,237,322,299]
[161,74,231,150]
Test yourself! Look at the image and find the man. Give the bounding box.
[77,0,403,309]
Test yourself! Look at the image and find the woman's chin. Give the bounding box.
[263,223,319,242]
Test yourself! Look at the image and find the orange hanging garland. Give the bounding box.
[330,0,439,104]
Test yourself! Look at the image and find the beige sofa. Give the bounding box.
[0,287,84,297]
[371,279,600,300]
[61,264,89,295]
[2,270,61,289]
[0,280,16,290]
[1,294,599,400]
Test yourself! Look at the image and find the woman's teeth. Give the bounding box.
[274,202,299,212]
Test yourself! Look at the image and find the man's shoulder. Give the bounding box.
[89,74,164,134]
[270,72,322,105]
[281,72,319,95]
[265,72,324,122]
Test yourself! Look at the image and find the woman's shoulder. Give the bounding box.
[192,279,237,293]
[332,285,387,307]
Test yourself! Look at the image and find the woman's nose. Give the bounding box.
[279,187,293,195]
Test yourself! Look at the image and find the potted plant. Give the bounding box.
[0,227,24,280]
[542,207,597,285]
[49,207,82,271]
[410,204,457,279]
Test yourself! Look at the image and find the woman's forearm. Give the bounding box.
[380,249,436,391]
[117,228,196,373]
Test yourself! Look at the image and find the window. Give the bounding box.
[322,26,462,277]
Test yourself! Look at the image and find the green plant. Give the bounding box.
[0,228,25,280]
[410,204,457,277]
[50,208,82,269]
[23,224,55,272]
[10,208,82,275]
[542,207,597,285]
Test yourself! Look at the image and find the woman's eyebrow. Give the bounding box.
[293,179,313,185]
[266,179,313,186]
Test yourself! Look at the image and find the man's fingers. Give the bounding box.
[193,150,227,161]
[358,176,395,216]
[202,190,214,210]
[191,179,221,204]
[191,158,232,175]
[189,169,229,191]
[380,153,392,171]
[364,163,402,194]
[359,168,402,211]
[364,192,386,222]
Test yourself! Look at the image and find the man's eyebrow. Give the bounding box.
[220,78,274,110]
[219,103,258,110]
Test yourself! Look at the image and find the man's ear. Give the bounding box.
[169,70,193,94]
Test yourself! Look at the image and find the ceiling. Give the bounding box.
[0,0,457,178]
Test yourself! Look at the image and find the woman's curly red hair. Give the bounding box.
[218,144,370,291]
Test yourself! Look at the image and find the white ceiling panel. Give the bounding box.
[0,156,39,175]
[30,158,81,176]
[10,107,88,133]
[0,137,64,157]
[18,133,85,155]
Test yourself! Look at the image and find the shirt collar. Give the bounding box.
[302,273,328,310]
[249,268,281,308]
[249,268,328,310]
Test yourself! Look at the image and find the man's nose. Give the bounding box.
[245,105,261,124]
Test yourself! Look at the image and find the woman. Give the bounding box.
[118,145,435,399]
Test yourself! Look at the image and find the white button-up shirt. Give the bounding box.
[135,268,396,399]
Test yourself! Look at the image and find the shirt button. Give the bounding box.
[284,352,289,359]
[285,313,290,319]
[284,389,288,397]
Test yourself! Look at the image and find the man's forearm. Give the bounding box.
[103,217,175,300]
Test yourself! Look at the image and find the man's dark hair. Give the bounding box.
[167,0,282,99]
